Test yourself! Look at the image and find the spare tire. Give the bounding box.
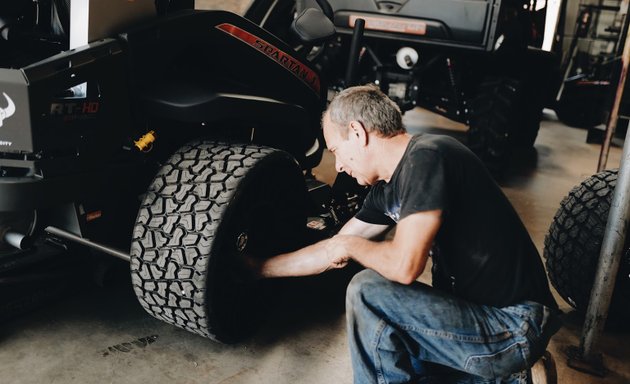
[555,80,607,129]
[130,142,309,343]
[543,169,630,321]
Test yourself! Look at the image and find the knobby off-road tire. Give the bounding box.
[544,169,630,322]
[513,79,544,148]
[130,142,309,343]
[468,77,542,168]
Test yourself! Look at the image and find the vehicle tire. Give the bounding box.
[512,79,544,148]
[468,77,520,166]
[130,141,309,343]
[555,91,605,129]
[555,104,602,129]
[468,77,542,167]
[543,169,630,321]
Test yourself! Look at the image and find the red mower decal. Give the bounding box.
[216,23,321,94]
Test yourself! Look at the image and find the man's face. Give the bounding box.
[323,113,376,186]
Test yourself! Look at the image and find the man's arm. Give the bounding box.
[255,217,390,278]
[337,216,391,238]
[339,209,442,284]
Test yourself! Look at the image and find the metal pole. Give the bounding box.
[345,18,365,87]
[45,226,131,262]
[565,4,630,376]
[568,120,630,375]
[556,8,585,102]
[597,2,630,171]
[580,122,630,363]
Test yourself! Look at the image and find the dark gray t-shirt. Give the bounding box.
[356,134,557,309]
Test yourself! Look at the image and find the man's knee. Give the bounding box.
[346,269,392,311]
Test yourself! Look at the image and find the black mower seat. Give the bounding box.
[290,8,335,45]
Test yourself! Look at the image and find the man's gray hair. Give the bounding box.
[325,84,405,138]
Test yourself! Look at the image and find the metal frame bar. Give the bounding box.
[570,1,630,375]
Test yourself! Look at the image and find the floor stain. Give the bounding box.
[101,335,159,357]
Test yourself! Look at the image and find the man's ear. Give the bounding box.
[349,121,368,146]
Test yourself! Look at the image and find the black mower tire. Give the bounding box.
[130,142,309,343]
[543,169,630,321]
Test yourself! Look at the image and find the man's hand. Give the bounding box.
[248,235,353,278]
[324,235,351,271]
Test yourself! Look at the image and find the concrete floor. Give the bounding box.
[2,108,629,384]
[2,2,630,383]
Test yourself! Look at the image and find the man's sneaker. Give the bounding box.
[531,350,557,384]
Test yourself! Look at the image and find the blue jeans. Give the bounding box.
[346,270,560,384]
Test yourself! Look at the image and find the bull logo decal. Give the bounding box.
[0,92,16,127]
